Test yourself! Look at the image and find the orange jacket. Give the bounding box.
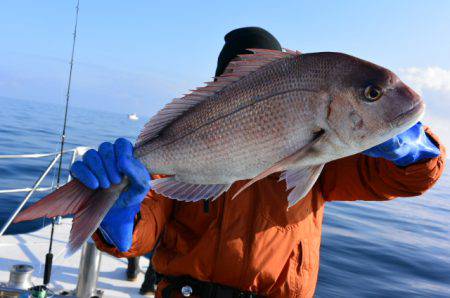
[93,128,446,297]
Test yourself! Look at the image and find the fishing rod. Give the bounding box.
[43,0,80,287]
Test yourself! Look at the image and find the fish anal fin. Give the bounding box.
[232,130,326,200]
[283,164,325,208]
[151,177,231,202]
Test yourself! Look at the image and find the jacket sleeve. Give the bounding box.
[320,127,446,202]
[92,175,174,258]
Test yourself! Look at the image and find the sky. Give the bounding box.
[1,0,449,144]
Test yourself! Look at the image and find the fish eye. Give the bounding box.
[363,85,383,102]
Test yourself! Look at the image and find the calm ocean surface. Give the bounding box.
[0,97,449,297]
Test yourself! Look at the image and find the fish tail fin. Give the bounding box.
[13,180,95,223]
[67,186,122,255]
[13,180,123,256]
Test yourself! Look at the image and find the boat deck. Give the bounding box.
[0,218,153,297]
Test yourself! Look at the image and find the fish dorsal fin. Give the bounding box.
[136,48,299,147]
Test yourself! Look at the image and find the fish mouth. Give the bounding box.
[392,101,425,127]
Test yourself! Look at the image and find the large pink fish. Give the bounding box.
[13,49,424,254]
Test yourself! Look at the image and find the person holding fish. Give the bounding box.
[15,27,446,297]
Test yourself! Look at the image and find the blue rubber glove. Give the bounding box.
[70,138,151,252]
[363,122,440,167]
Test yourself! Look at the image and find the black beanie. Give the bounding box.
[215,27,282,77]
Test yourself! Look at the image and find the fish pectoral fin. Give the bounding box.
[280,164,325,208]
[151,177,231,202]
[232,130,327,200]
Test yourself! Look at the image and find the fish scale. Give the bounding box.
[138,57,319,182]
[135,50,423,202]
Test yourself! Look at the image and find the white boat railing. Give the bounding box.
[0,146,90,237]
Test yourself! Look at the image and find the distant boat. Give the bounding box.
[128,113,139,121]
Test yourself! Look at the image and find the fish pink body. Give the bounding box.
[13,49,424,254]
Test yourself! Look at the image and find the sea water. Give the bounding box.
[0,97,449,297]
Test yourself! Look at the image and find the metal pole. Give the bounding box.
[0,150,71,159]
[0,154,61,236]
[76,241,102,298]
[0,187,54,194]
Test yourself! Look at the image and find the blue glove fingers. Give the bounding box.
[393,124,440,166]
[82,149,111,189]
[98,137,150,252]
[70,161,99,189]
[364,122,440,167]
[114,138,134,164]
[119,157,150,192]
[420,130,441,159]
[364,137,402,159]
[98,142,122,185]
[118,158,151,207]
[113,138,150,206]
